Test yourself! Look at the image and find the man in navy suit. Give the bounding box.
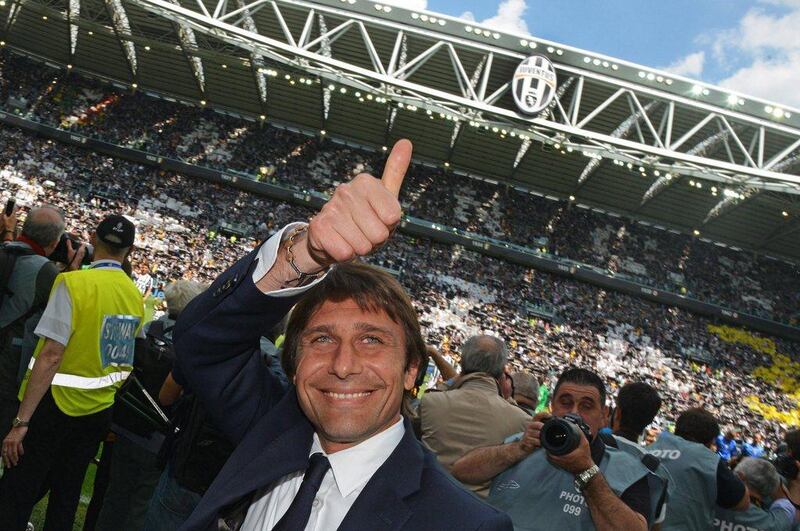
[172,139,512,530]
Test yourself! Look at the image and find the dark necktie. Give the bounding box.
[272,452,331,531]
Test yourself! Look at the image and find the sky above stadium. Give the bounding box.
[384,0,800,109]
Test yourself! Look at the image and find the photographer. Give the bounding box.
[779,430,800,516]
[0,206,80,434]
[420,335,531,498]
[648,408,749,530]
[452,368,651,530]
[714,458,796,531]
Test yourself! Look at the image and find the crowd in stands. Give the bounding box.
[0,99,798,453]
[2,51,800,531]
[1,52,799,327]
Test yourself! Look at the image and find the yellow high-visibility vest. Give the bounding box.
[20,266,144,416]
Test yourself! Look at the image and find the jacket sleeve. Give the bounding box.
[172,245,303,445]
[476,512,514,530]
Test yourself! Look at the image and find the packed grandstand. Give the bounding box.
[1,50,799,455]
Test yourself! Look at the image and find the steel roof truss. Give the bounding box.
[718,115,756,168]
[670,113,716,151]
[4,0,24,33]
[576,87,625,129]
[105,0,137,78]
[628,93,664,149]
[111,0,800,192]
[766,138,800,171]
[68,0,79,55]
[625,96,647,145]
[234,0,267,105]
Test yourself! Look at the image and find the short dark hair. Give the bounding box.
[617,382,661,435]
[675,408,720,445]
[281,262,428,380]
[786,430,800,458]
[553,367,606,406]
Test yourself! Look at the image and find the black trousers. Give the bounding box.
[0,390,111,531]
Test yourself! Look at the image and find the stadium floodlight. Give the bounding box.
[691,85,704,96]
[727,94,739,105]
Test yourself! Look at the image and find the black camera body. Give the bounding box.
[540,413,593,456]
[49,233,93,267]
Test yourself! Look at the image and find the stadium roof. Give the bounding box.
[2,0,800,261]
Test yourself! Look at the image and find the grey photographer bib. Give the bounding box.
[614,435,672,525]
[647,431,718,531]
[487,443,649,530]
[714,503,794,531]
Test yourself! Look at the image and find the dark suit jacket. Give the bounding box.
[173,245,512,531]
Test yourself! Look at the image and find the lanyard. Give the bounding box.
[90,261,123,270]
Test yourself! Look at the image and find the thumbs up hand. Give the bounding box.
[295,139,412,271]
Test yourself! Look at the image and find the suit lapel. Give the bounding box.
[191,391,314,527]
[337,419,423,531]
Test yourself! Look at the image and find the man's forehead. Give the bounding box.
[555,382,602,402]
[303,298,398,329]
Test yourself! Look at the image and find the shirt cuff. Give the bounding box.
[251,222,329,297]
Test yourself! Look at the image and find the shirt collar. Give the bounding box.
[90,259,123,269]
[310,416,405,498]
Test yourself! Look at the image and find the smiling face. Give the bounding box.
[293,299,419,454]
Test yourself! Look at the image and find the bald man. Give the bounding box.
[420,334,531,498]
[0,206,78,433]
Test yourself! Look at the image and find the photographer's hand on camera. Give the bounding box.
[546,428,594,476]
[65,239,87,271]
[519,412,550,454]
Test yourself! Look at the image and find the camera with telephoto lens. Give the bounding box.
[540,413,593,456]
[49,233,93,267]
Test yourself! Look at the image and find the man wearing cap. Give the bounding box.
[0,214,145,531]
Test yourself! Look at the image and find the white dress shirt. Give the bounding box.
[241,417,406,531]
[251,222,328,297]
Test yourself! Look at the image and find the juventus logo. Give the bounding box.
[512,55,557,116]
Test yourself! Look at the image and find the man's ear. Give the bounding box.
[404,357,421,391]
[611,407,621,430]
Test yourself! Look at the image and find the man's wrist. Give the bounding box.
[11,416,29,428]
[574,464,600,492]
[512,440,535,461]
[284,228,326,277]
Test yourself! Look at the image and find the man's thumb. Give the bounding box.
[381,139,413,197]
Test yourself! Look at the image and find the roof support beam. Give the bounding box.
[4,0,24,35]
[88,0,800,192]
[104,0,137,81]
[235,0,268,112]
[703,188,760,225]
[577,100,658,191]
[67,0,79,57]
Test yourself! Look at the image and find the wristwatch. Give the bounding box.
[574,464,600,492]
[11,417,29,428]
